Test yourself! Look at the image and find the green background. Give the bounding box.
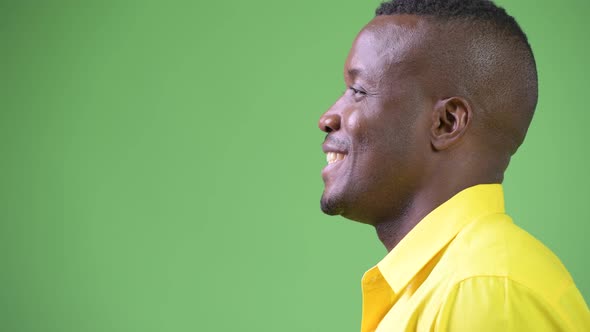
[1,1,588,331]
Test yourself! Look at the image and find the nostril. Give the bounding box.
[319,114,341,133]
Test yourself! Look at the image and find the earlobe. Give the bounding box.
[430,97,471,151]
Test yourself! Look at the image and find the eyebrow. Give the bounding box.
[347,68,364,79]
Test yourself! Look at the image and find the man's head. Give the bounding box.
[319,0,537,225]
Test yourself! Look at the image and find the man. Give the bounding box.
[318,0,590,331]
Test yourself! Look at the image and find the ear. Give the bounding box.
[430,97,472,151]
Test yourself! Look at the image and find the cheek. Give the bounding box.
[343,98,428,155]
[343,106,363,132]
[343,107,373,149]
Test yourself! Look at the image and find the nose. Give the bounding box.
[318,111,341,133]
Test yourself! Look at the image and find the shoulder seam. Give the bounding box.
[441,275,575,330]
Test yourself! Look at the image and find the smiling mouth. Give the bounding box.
[326,152,347,164]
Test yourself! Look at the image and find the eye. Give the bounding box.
[349,86,367,96]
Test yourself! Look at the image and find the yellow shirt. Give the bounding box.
[361,184,590,332]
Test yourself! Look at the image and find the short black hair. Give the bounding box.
[375,0,538,155]
[375,0,532,54]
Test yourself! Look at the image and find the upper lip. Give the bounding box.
[322,142,349,155]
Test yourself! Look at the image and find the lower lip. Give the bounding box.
[322,157,347,178]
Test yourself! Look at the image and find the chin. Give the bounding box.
[320,192,378,225]
[320,192,344,216]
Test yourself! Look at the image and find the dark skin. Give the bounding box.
[319,15,513,252]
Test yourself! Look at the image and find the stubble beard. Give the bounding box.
[320,191,344,216]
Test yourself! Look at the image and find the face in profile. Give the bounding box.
[318,16,434,225]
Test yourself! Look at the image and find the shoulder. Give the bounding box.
[434,213,590,331]
[435,275,590,331]
[445,212,573,296]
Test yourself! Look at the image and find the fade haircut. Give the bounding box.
[376,0,538,156]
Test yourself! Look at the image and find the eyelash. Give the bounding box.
[349,86,367,96]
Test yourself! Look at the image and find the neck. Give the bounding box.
[374,172,503,252]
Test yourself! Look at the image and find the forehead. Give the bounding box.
[345,15,429,81]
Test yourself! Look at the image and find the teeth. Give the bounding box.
[326,152,346,164]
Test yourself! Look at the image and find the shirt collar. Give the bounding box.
[371,183,506,294]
